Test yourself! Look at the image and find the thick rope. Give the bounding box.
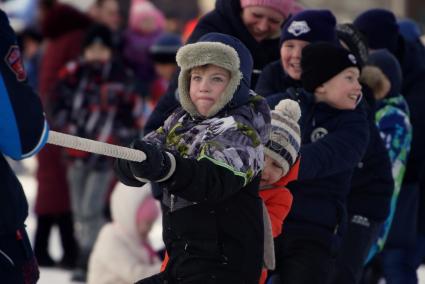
[47,130,146,162]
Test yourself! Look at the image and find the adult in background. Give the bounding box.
[0,9,49,283]
[354,10,425,284]
[144,0,296,134]
[34,0,92,269]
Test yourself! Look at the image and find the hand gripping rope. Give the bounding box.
[47,130,146,162]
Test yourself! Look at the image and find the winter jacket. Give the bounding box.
[143,0,281,134]
[347,90,394,222]
[51,59,142,170]
[122,29,163,95]
[0,9,49,234]
[141,92,270,282]
[395,36,425,183]
[268,89,369,249]
[35,3,92,215]
[87,184,161,284]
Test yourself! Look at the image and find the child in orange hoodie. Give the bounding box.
[259,99,301,284]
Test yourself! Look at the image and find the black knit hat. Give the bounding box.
[82,24,113,50]
[301,42,360,93]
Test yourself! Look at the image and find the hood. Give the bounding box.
[176,32,253,118]
[41,3,92,39]
[110,183,153,240]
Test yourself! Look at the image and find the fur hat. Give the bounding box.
[337,23,369,68]
[128,0,165,35]
[280,9,337,46]
[265,99,301,176]
[301,42,360,93]
[176,32,253,118]
[353,9,399,53]
[150,33,182,63]
[240,0,294,17]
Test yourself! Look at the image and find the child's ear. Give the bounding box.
[315,84,326,95]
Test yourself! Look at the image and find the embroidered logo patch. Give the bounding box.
[5,45,26,82]
[311,127,328,142]
[348,54,357,65]
[287,21,311,37]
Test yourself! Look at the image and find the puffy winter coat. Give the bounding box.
[0,10,49,234]
[87,184,161,284]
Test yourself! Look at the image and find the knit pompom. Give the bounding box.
[274,99,301,122]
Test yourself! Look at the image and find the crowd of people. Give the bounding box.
[1,0,425,283]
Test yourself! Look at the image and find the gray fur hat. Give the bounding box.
[176,33,249,118]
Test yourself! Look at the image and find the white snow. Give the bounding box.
[14,157,425,283]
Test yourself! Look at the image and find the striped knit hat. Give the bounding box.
[265,99,301,176]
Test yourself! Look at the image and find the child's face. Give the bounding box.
[83,43,112,63]
[260,155,285,187]
[315,67,362,110]
[189,65,230,116]
[154,63,177,81]
[137,219,154,239]
[241,6,285,42]
[280,39,309,80]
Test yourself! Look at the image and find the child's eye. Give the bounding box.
[192,75,202,81]
[252,13,263,19]
[212,77,224,82]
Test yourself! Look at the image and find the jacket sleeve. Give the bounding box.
[0,10,48,160]
[377,108,412,165]
[299,111,369,180]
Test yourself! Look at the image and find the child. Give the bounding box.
[361,49,412,260]
[258,99,301,284]
[255,9,338,101]
[51,24,143,281]
[123,0,165,95]
[115,32,271,283]
[271,42,369,283]
[87,185,162,284]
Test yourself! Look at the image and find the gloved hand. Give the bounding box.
[114,140,176,185]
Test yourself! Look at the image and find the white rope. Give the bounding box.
[47,130,146,162]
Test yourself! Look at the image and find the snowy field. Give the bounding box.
[14,157,425,284]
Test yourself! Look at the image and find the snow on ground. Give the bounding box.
[14,157,425,283]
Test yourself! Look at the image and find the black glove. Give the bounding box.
[130,140,175,182]
[114,140,176,185]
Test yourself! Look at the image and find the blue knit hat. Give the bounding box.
[280,9,337,46]
[150,33,182,63]
[354,9,399,53]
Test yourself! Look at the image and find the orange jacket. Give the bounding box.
[259,159,299,237]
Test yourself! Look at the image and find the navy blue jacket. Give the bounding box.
[266,89,369,248]
[0,10,49,234]
[348,90,394,222]
[396,36,425,183]
[144,0,281,134]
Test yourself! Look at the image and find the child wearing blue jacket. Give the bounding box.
[271,42,369,284]
[0,9,49,284]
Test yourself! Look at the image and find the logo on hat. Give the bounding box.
[4,46,26,82]
[311,127,328,142]
[288,21,311,37]
[348,54,357,65]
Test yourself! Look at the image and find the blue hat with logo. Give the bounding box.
[280,9,337,46]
